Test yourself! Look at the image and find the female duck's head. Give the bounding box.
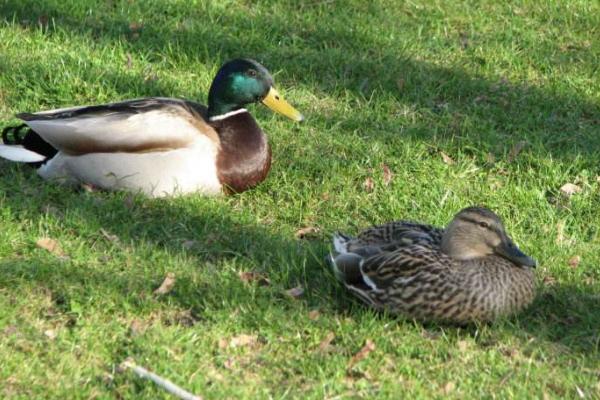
[441,206,536,267]
[208,58,303,121]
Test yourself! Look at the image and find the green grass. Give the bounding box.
[1,0,599,398]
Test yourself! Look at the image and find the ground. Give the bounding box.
[0,0,599,398]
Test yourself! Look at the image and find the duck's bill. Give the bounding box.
[496,240,537,268]
[261,87,304,122]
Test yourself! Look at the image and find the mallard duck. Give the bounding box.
[329,206,537,323]
[0,59,303,197]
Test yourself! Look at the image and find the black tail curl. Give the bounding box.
[1,123,58,166]
[2,123,29,145]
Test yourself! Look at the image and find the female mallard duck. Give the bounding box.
[329,206,537,323]
[0,58,303,197]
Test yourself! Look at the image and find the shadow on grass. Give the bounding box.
[0,0,598,163]
[0,170,598,359]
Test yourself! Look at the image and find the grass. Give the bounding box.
[0,0,599,398]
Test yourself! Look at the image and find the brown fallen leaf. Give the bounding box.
[129,319,145,337]
[129,22,143,32]
[318,331,336,353]
[440,151,455,165]
[153,272,176,295]
[457,340,469,352]
[363,176,374,192]
[443,381,456,395]
[568,255,581,268]
[44,329,57,340]
[36,237,65,257]
[229,334,260,348]
[285,285,304,299]
[381,163,393,186]
[560,183,582,196]
[308,309,320,320]
[507,141,527,163]
[347,339,375,369]
[238,271,270,286]
[295,226,319,239]
[542,275,557,286]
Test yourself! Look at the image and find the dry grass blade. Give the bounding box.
[154,273,176,295]
[347,339,375,369]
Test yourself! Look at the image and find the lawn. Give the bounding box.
[0,0,599,398]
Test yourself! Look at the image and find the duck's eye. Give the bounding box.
[478,221,490,229]
[247,69,257,77]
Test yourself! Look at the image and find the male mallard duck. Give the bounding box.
[329,207,537,323]
[0,58,303,197]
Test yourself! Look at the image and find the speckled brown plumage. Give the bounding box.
[329,207,537,323]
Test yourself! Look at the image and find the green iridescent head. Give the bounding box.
[207,58,303,121]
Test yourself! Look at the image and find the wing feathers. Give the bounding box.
[18,98,217,155]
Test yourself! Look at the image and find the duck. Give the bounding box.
[0,58,303,197]
[328,206,537,323]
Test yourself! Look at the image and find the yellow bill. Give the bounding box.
[261,87,304,122]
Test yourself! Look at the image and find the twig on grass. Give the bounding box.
[120,358,203,400]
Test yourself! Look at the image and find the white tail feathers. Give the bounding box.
[0,144,46,163]
[332,232,351,253]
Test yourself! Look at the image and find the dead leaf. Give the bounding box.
[568,255,581,268]
[560,183,582,196]
[507,141,528,163]
[363,177,374,192]
[347,339,375,369]
[285,286,304,299]
[129,319,145,337]
[100,228,119,243]
[44,329,57,340]
[153,272,176,295]
[457,340,469,352]
[308,310,320,320]
[542,275,557,286]
[229,334,259,348]
[223,358,235,369]
[381,164,393,186]
[443,381,456,394]
[182,240,199,250]
[576,386,585,399]
[396,78,405,91]
[295,227,319,239]
[318,331,336,353]
[440,151,455,165]
[238,271,270,286]
[129,22,142,32]
[125,52,133,69]
[36,237,65,257]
